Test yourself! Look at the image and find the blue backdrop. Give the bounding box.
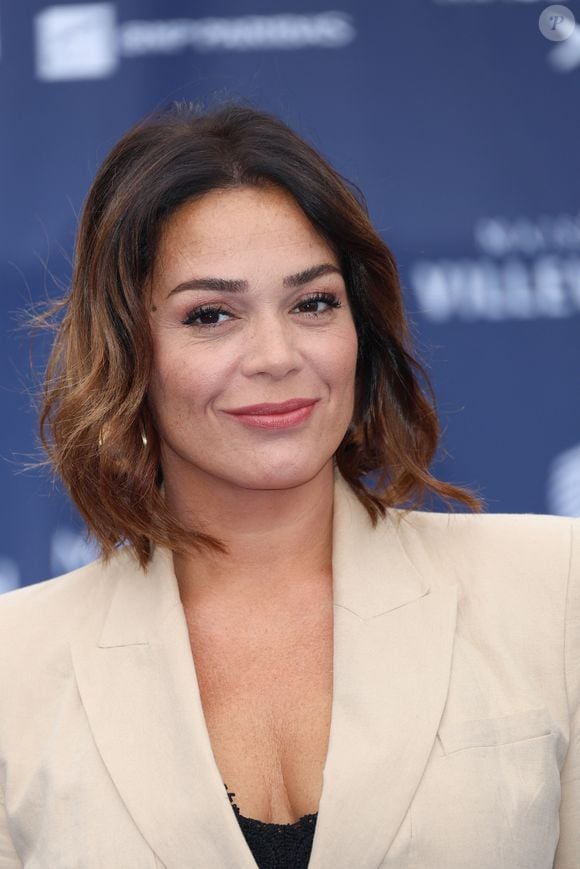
[1,0,579,591]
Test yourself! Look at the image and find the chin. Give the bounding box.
[224,461,329,491]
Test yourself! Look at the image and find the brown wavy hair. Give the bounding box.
[38,99,481,568]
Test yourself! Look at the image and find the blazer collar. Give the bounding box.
[97,464,431,648]
[71,466,458,868]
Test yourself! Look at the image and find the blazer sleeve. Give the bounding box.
[0,783,21,868]
[553,518,580,868]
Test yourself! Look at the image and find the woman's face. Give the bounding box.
[147,184,359,492]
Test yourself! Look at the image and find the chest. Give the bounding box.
[184,596,334,825]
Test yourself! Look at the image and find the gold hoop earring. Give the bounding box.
[140,424,148,447]
[98,422,110,449]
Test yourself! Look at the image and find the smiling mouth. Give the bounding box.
[224,402,318,429]
[225,398,319,415]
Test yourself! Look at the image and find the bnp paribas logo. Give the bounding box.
[34,5,356,82]
[34,3,118,82]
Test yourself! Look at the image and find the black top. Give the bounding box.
[224,783,318,869]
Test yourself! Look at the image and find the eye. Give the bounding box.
[181,291,342,329]
[182,305,231,328]
[293,292,342,317]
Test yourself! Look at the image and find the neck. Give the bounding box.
[163,459,336,613]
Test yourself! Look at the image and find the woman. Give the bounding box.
[0,101,577,869]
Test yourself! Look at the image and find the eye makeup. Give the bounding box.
[181,291,342,329]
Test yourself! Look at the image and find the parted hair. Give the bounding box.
[38,99,481,568]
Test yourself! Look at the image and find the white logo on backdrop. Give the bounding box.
[0,557,20,595]
[409,212,580,321]
[122,12,355,55]
[35,3,119,81]
[547,443,580,517]
[50,527,100,576]
[34,5,355,81]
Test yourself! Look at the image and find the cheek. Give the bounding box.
[148,344,228,420]
[148,341,193,420]
[318,324,358,387]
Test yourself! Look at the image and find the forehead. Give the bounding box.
[153,185,336,276]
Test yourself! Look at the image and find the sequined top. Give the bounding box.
[224,783,318,869]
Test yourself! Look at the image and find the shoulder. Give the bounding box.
[0,555,105,631]
[398,506,577,535]
[389,509,579,606]
[394,509,577,564]
[0,546,136,666]
[0,547,151,758]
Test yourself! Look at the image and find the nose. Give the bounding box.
[240,311,302,378]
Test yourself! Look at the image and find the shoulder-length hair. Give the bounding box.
[38,99,481,568]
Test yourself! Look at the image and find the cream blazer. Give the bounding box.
[0,467,578,868]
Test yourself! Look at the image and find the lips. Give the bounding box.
[226,398,318,415]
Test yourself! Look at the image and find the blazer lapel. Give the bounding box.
[309,468,458,868]
[70,545,258,868]
[70,466,458,869]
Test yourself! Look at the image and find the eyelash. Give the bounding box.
[181,291,342,329]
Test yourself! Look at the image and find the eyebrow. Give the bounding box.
[166,263,342,298]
